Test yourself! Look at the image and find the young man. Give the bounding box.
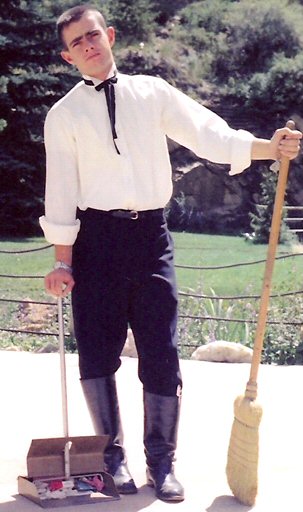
[40,4,301,502]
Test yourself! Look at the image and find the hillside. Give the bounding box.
[1,0,303,235]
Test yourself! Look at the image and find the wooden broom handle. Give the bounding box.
[246,120,295,398]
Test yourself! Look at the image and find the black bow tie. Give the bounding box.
[84,75,120,155]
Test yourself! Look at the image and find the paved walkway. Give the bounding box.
[0,351,302,511]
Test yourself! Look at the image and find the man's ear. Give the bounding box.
[106,26,115,47]
[61,50,74,65]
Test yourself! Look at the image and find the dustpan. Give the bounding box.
[18,297,120,507]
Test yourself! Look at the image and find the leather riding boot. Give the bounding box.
[143,391,184,502]
[81,375,137,494]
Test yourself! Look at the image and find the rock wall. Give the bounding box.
[168,112,303,233]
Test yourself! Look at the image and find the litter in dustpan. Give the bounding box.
[18,297,120,507]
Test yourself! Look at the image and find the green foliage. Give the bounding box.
[262,269,303,364]
[2,0,303,236]
[178,286,252,358]
[177,0,303,82]
[249,167,293,244]
[213,0,302,81]
[240,53,303,118]
[178,281,303,365]
[0,0,78,235]
[106,0,155,43]
[152,0,196,25]
[1,235,302,364]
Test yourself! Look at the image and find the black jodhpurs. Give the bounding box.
[72,208,182,396]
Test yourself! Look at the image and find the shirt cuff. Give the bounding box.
[229,130,256,176]
[39,216,80,245]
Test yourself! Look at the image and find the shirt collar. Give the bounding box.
[82,65,117,88]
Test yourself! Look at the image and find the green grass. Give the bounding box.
[1,233,301,299]
[0,234,302,358]
[173,232,303,295]
[0,238,53,300]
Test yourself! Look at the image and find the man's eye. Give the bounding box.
[72,41,80,47]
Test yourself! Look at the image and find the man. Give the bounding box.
[40,4,301,503]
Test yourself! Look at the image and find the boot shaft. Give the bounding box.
[143,391,181,468]
[81,375,124,463]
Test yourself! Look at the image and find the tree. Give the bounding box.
[0,0,78,235]
[249,167,291,244]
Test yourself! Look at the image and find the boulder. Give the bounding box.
[191,340,253,363]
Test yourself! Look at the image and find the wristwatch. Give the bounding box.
[54,261,73,273]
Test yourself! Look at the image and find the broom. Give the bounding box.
[226,119,295,506]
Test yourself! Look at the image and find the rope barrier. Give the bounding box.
[0,298,56,306]
[0,274,44,279]
[175,252,302,270]
[0,327,71,337]
[0,244,53,254]
[1,286,302,304]
[179,288,303,300]
[0,241,302,347]
[178,314,303,326]
[0,327,59,336]
[1,289,302,308]
[0,251,302,280]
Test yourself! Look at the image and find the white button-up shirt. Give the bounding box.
[39,72,255,245]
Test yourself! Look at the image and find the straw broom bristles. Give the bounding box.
[226,386,263,506]
[226,120,294,506]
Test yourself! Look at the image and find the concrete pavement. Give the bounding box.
[0,351,302,511]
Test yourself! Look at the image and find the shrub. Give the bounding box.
[212,0,303,81]
[242,54,303,118]
[178,278,303,365]
[249,167,294,244]
[107,0,155,43]
[176,0,303,84]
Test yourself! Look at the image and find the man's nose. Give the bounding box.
[84,38,94,52]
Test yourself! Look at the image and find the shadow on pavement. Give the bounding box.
[0,485,157,512]
[206,495,254,511]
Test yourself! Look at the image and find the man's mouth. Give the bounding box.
[86,53,100,61]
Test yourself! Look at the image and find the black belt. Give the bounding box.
[99,208,164,220]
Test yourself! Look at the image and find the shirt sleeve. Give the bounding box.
[39,106,80,245]
[159,79,256,176]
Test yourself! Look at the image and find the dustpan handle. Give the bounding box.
[246,120,294,399]
[58,296,71,478]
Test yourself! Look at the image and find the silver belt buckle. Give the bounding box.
[130,210,139,220]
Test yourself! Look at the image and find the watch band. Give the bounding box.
[54,261,73,273]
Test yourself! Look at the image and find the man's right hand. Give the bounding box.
[45,269,75,297]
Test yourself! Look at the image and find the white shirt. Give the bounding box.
[39,72,255,245]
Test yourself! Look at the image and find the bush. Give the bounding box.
[212,0,303,81]
[107,0,155,43]
[178,278,303,365]
[242,54,303,118]
[177,0,303,84]
[249,167,294,244]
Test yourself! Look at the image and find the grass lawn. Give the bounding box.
[0,234,302,358]
[0,233,302,298]
[173,232,303,295]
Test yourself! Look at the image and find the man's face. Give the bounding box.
[61,11,115,80]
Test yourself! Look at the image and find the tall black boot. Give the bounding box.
[81,375,137,494]
[144,391,184,502]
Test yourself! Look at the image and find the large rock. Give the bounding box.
[171,159,256,232]
[191,340,253,363]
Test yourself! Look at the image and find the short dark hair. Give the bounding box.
[57,4,107,47]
